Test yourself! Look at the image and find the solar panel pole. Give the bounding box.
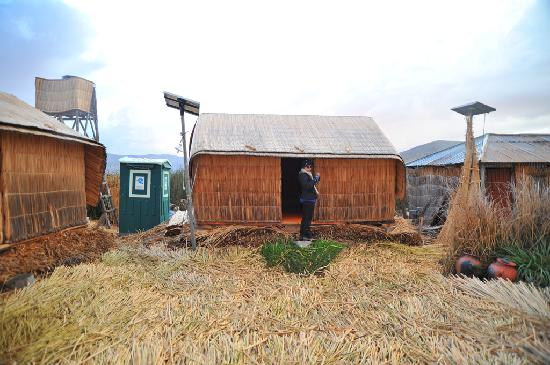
[179,104,197,250]
[163,92,199,250]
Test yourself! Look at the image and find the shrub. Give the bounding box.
[170,169,187,208]
[499,237,550,287]
[260,239,345,275]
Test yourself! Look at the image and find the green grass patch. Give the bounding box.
[261,239,345,275]
[499,237,550,287]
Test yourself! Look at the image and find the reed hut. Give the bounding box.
[407,133,550,225]
[0,92,106,243]
[189,114,405,225]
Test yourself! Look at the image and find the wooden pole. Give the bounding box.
[179,105,197,250]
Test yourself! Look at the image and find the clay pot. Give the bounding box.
[456,255,482,277]
[487,258,517,281]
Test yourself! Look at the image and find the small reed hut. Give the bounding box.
[407,133,550,225]
[0,92,106,243]
[189,114,405,225]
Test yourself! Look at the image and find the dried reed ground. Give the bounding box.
[1,242,549,364]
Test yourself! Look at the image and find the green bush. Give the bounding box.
[499,237,550,287]
[260,239,290,267]
[261,239,344,275]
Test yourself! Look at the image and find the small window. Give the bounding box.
[163,171,170,197]
[129,169,151,198]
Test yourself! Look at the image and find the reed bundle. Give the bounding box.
[0,226,116,283]
[1,242,548,364]
[157,219,422,248]
[106,173,120,211]
[311,220,422,246]
[439,176,550,272]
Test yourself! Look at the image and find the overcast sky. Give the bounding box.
[1,0,549,155]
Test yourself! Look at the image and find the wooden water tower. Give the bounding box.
[35,75,99,141]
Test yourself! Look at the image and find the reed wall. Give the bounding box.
[84,144,105,206]
[192,155,281,224]
[0,131,87,243]
[314,158,400,222]
[514,163,550,186]
[406,166,461,224]
[192,155,403,224]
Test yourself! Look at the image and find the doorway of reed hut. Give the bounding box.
[281,158,304,224]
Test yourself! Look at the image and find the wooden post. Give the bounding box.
[179,105,197,250]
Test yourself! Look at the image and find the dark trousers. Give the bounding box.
[300,201,315,239]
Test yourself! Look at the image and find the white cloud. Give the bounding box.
[13,18,35,40]
[61,0,546,154]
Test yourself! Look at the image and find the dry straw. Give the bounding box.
[439,175,550,271]
[437,113,550,270]
[1,242,548,364]
[156,218,422,248]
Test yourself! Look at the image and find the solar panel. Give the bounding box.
[451,102,495,116]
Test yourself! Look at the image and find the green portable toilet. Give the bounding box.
[119,158,171,234]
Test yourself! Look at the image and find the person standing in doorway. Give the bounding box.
[298,159,320,240]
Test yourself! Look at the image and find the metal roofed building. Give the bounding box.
[189,113,406,225]
[0,92,106,243]
[406,133,550,226]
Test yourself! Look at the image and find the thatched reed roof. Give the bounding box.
[0,91,105,206]
[407,134,550,167]
[0,92,101,146]
[190,114,402,160]
[35,76,95,114]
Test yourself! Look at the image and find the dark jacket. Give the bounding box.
[298,171,320,202]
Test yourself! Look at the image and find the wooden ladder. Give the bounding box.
[98,177,118,228]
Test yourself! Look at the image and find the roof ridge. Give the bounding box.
[200,112,374,118]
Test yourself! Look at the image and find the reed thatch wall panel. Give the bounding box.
[395,160,406,200]
[0,131,87,243]
[314,158,397,222]
[192,155,281,224]
[406,166,461,225]
[84,144,106,206]
[513,163,550,186]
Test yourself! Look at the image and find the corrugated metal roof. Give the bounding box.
[407,134,550,167]
[483,134,550,163]
[0,91,101,146]
[119,157,172,168]
[400,140,462,164]
[190,113,401,160]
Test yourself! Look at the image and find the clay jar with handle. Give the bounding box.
[456,255,482,277]
[487,258,518,281]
